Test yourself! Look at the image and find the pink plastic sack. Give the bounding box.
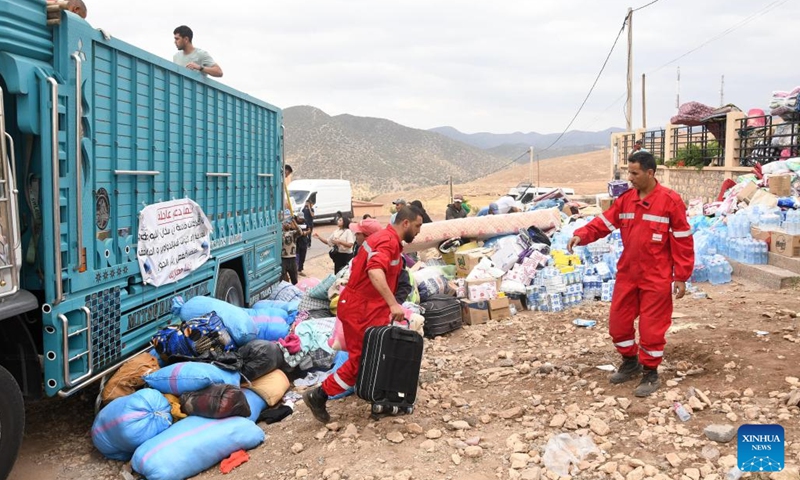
[296,277,321,293]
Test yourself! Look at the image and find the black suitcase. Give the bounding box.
[356,325,423,415]
[421,294,463,338]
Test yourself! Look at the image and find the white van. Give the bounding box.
[288,179,353,224]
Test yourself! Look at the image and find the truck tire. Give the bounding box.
[0,365,24,480]
[215,268,244,307]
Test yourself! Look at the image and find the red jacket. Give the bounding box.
[575,181,694,283]
[338,226,404,320]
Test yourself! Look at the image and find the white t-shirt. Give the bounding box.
[495,196,518,214]
[173,48,216,70]
[328,228,356,254]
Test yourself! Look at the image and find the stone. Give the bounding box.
[448,420,470,430]
[451,453,461,465]
[500,406,525,420]
[405,423,423,435]
[602,462,619,474]
[295,469,309,478]
[638,430,653,443]
[589,418,610,436]
[770,466,800,480]
[701,445,720,462]
[394,471,413,480]
[745,407,760,420]
[343,424,359,439]
[683,468,700,480]
[717,455,737,469]
[618,398,632,410]
[539,363,554,374]
[425,429,443,439]
[687,395,705,411]
[626,467,644,480]
[666,452,682,468]
[291,443,304,454]
[643,465,658,476]
[386,431,405,443]
[420,439,436,452]
[520,467,542,480]
[464,446,483,458]
[549,414,567,428]
[325,422,340,431]
[743,388,754,397]
[786,390,800,407]
[323,468,340,479]
[465,436,481,446]
[703,424,736,443]
[510,453,531,469]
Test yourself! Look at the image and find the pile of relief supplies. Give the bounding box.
[91,281,360,480]
[684,156,800,286]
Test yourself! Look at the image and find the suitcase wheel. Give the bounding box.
[390,406,400,415]
[404,406,414,415]
[372,404,385,414]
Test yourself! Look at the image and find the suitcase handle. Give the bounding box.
[390,327,419,342]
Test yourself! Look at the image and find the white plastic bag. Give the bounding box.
[542,433,600,476]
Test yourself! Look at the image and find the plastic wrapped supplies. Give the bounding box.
[92,389,172,461]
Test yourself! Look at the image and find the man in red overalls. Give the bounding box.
[303,206,424,423]
[568,151,694,397]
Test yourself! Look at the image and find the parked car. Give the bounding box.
[289,179,353,224]
[508,182,575,204]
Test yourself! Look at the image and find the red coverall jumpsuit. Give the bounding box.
[321,226,404,397]
[574,181,694,368]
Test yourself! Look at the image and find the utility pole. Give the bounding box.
[720,75,725,106]
[626,7,633,132]
[641,73,647,129]
[448,176,453,203]
[529,146,534,184]
[676,67,681,110]
[536,154,540,192]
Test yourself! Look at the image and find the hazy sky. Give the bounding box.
[87,0,797,135]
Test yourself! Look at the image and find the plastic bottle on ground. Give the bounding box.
[673,402,691,422]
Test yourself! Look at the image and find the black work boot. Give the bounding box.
[634,367,660,397]
[609,355,643,384]
[302,386,330,424]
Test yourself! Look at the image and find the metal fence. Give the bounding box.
[670,123,725,167]
[642,128,665,164]
[737,115,800,167]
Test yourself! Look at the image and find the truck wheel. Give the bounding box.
[0,366,24,480]
[215,269,244,307]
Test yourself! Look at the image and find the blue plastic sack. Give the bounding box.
[252,299,300,313]
[144,362,240,396]
[245,306,288,321]
[252,317,290,341]
[131,416,265,480]
[172,296,256,346]
[242,388,267,422]
[91,388,172,461]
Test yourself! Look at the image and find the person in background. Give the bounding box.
[302,206,424,424]
[445,195,468,220]
[297,198,315,275]
[172,25,223,78]
[284,164,293,181]
[478,195,521,216]
[389,199,407,224]
[567,150,694,397]
[631,140,649,156]
[281,217,303,285]
[48,0,87,18]
[314,214,356,274]
[410,200,433,223]
[350,217,382,258]
[362,214,373,220]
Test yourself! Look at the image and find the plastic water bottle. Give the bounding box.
[726,466,743,480]
[673,402,691,422]
[721,259,732,283]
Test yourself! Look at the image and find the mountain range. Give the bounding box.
[283,105,619,198]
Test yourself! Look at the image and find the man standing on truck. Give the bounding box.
[172,25,223,78]
[566,151,694,397]
[302,206,424,423]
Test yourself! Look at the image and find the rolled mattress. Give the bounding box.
[404,207,562,252]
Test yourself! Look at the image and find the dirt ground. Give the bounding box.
[9,249,800,480]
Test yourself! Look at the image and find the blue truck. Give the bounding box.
[0,1,284,475]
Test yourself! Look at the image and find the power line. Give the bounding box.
[483,150,531,177]
[648,0,790,75]
[539,18,627,153]
[632,0,661,12]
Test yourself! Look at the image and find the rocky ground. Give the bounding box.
[9,256,800,480]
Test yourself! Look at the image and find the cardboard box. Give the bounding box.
[736,181,758,202]
[769,174,793,197]
[489,297,511,320]
[509,297,525,313]
[460,299,490,326]
[456,248,491,278]
[771,231,800,257]
[750,227,773,247]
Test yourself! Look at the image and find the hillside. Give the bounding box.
[283,106,506,199]
[430,125,623,150]
[374,149,612,217]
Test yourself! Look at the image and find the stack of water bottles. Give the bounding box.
[706,254,733,285]
[727,238,768,265]
[782,208,800,235]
